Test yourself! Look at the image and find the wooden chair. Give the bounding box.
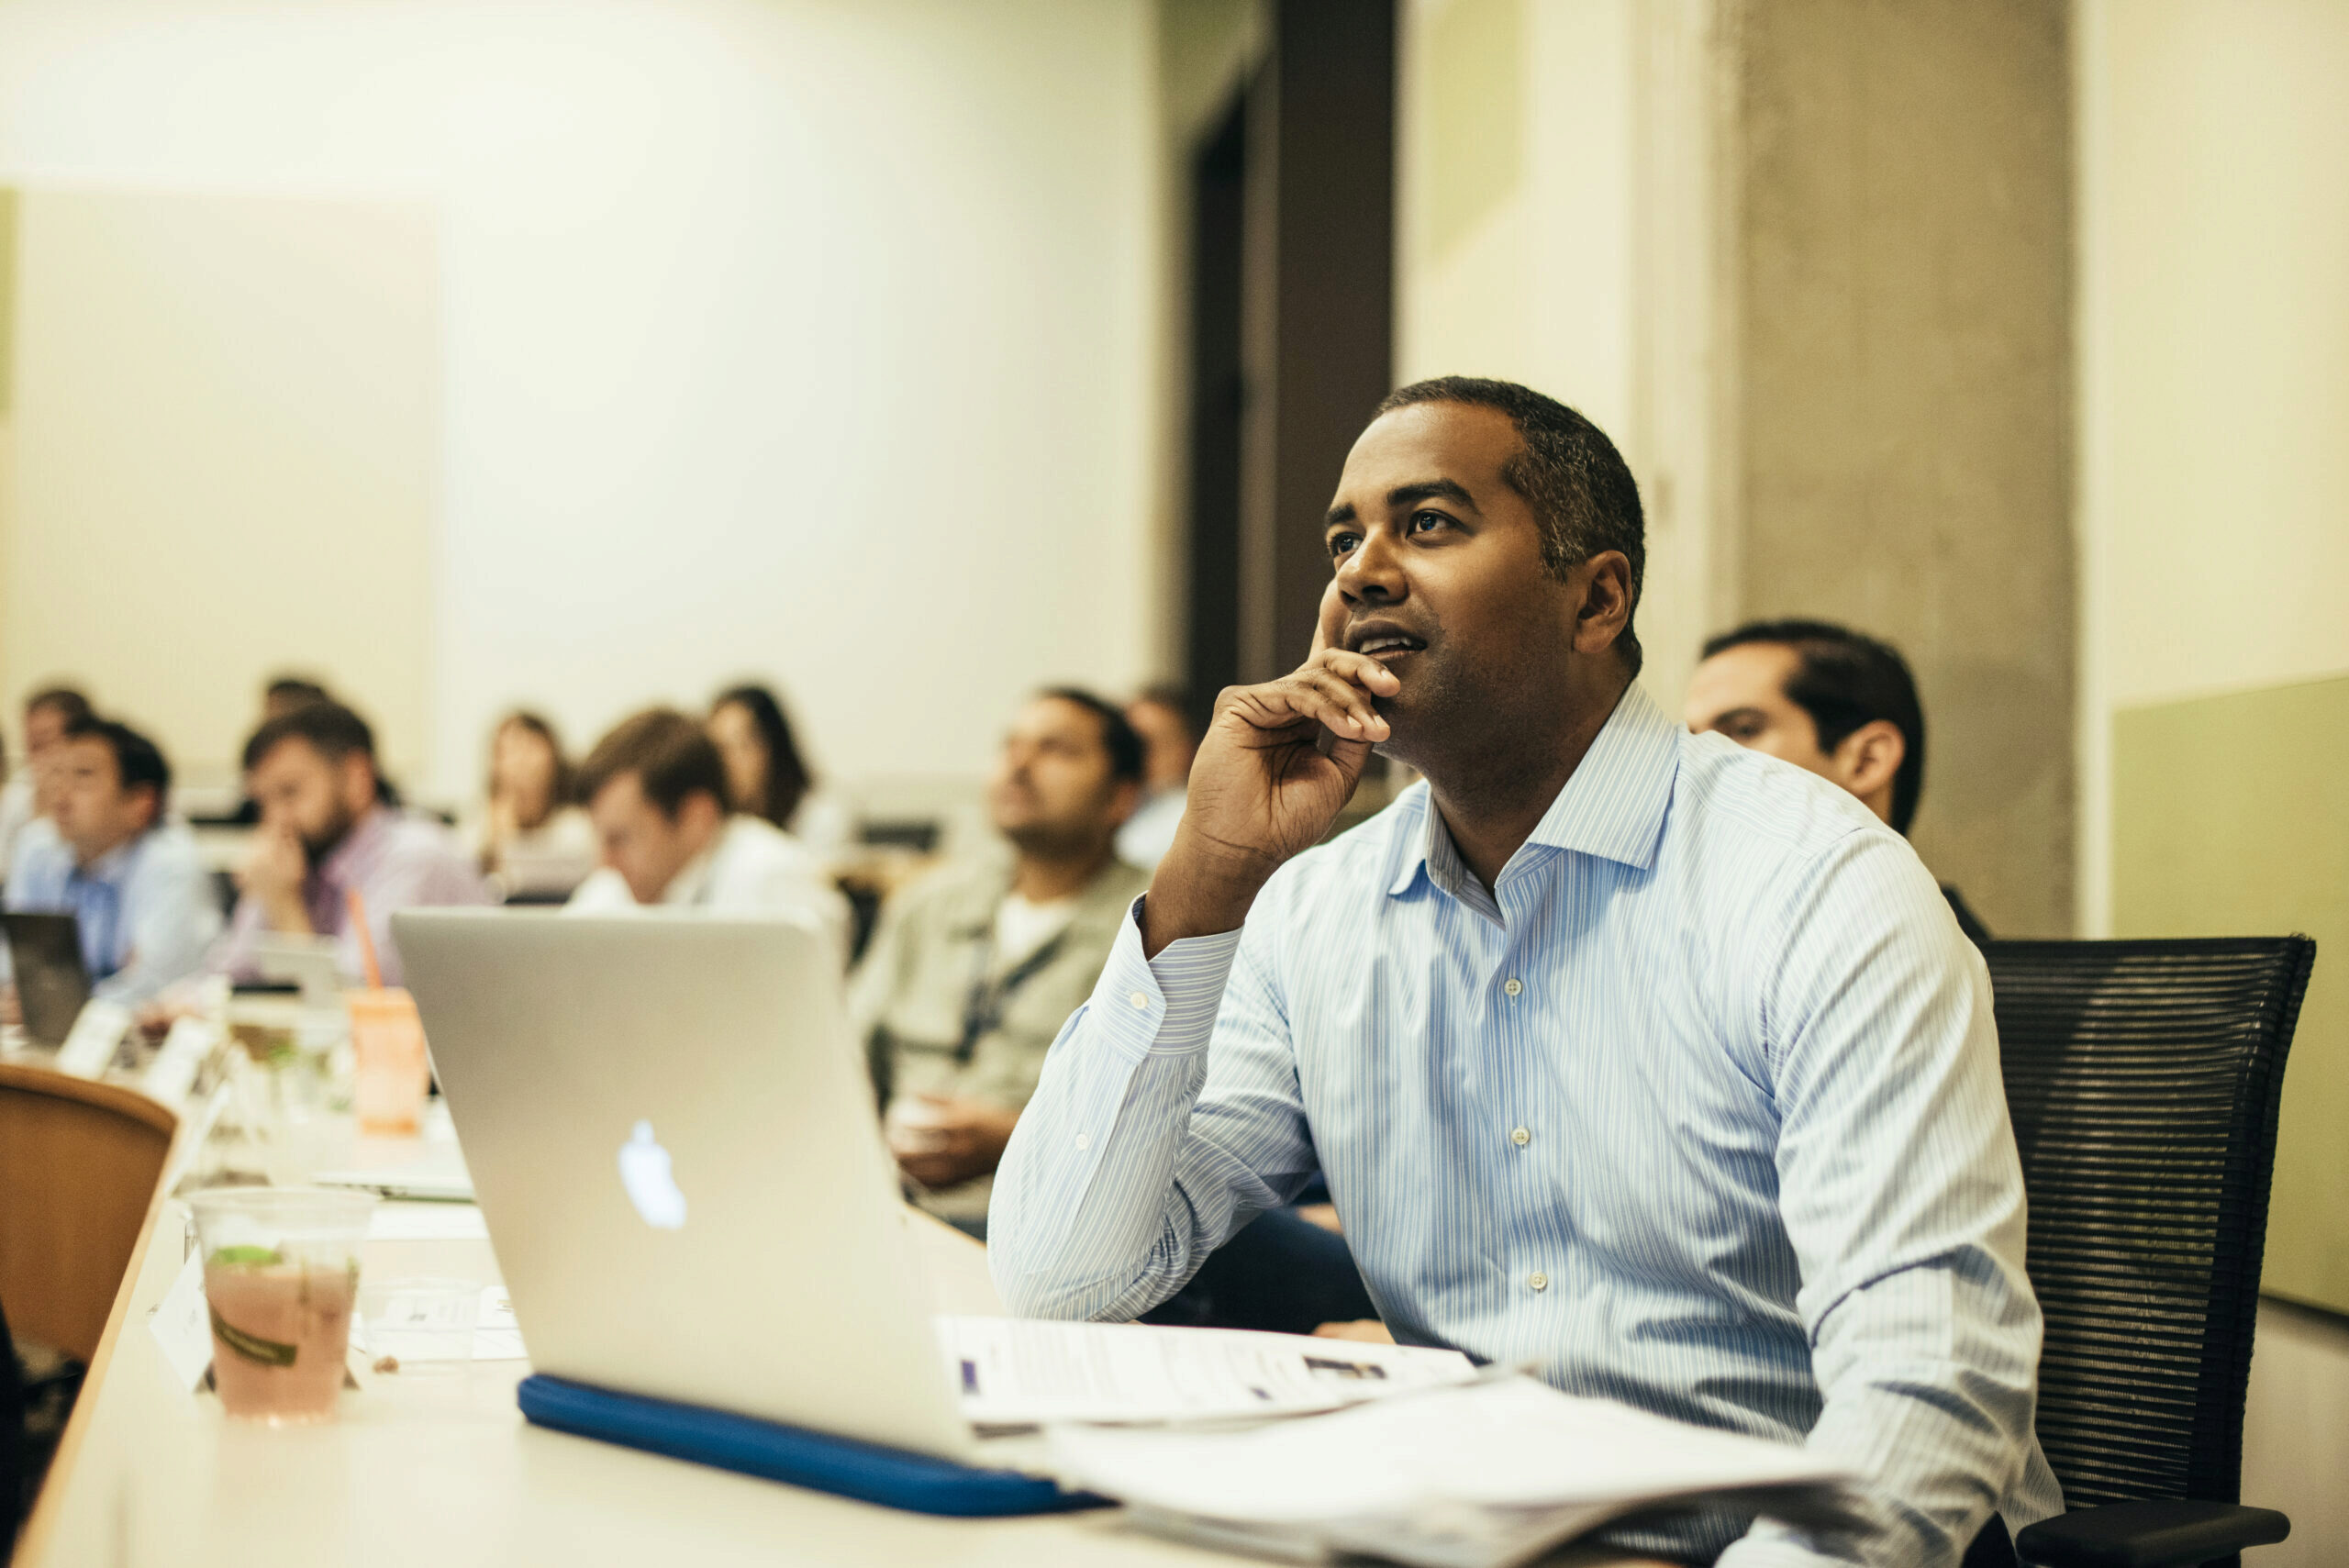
[0,1063,178,1365]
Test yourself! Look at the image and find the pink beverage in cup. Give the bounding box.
[348,987,429,1135]
[189,1187,375,1423]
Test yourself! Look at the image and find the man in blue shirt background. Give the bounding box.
[992,377,2061,1566]
[5,716,221,1006]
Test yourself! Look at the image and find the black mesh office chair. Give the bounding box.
[1981,937,2315,1568]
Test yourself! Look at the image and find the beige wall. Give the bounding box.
[1399,0,2075,935]
[1731,0,2075,937]
[1396,0,1711,696]
[0,0,1160,806]
[2076,0,2349,929]
[2077,2,2349,1551]
[1,188,437,788]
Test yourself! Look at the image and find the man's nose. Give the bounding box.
[1336,529,1407,606]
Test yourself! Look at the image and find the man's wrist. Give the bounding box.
[1141,837,1277,956]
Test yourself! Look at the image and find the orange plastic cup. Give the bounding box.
[348,987,429,1135]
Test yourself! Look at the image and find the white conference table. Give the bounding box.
[15,1098,1221,1568]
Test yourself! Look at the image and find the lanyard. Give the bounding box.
[955,925,1070,1065]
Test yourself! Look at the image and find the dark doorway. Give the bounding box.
[1182,0,1396,699]
[1183,95,1247,709]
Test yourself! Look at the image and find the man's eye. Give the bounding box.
[1407,510,1449,535]
[1328,532,1360,558]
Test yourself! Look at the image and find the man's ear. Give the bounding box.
[128,784,162,835]
[1570,550,1636,659]
[1835,720,1907,811]
[679,789,726,840]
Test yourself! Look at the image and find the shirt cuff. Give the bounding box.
[1080,895,1242,1060]
[1716,1526,1859,1568]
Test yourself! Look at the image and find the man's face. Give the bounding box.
[587,772,720,904]
[50,737,156,864]
[987,697,1136,858]
[1319,402,1598,766]
[1683,642,1836,772]
[248,739,373,861]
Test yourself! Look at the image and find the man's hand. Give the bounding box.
[891,1095,1021,1191]
[1144,585,1398,955]
[237,825,312,933]
[1311,1318,1395,1344]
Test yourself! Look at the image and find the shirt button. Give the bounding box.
[1128,990,1151,1009]
[1503,978,1523,997]
[1528,1272,1549,1293]
[1510,1127,1531,1147]
[1074,1132,1091,1151]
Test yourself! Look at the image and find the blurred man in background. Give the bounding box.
[0,687,95,879]
[214,700,487,987]
[1117,685,1199,871]
[851,689,1149,1234]
[566,708,850,961]
[1684,618,1990,941]
[6,717,220,1005]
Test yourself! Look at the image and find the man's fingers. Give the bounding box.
[1291,668,1391,741]
[1234,682,1375,744]
[1308,577,1346,661]
[1311,647,1402,697]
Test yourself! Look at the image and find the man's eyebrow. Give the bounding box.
[1388,478,1474,510]
[1705,706,1766,730]
[1323,477,1476,529]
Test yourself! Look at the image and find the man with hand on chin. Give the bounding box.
[990,378,2060,1567]
[215,700,485,989]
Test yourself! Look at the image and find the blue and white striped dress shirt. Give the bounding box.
[4,818,223,1006]
[991,682,2064,1566]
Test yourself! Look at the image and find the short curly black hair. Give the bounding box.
[1374,376,1647,675]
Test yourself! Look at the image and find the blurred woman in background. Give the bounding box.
[707,684,848,852]
[474,710,597,901]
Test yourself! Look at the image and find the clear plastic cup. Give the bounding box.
[188,1187,376,1423]
[347,988,429,1136]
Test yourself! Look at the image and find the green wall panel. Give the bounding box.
[2113,673,2349,1313]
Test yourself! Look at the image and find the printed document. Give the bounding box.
[1043,1374,1861,1568]
[938,1316,1476,1427]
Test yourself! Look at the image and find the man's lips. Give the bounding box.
[1345,624,1428,662]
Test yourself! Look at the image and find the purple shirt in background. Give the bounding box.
[213,806,490,987]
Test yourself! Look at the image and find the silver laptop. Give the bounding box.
[393,909,977,1461]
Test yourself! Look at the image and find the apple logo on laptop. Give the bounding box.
[618,1120,687,1229]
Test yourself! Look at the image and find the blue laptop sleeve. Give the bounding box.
[516,1374,1101,1518]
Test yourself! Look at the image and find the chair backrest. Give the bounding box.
[1982,937,2315,1511]
[0,1064,177,1363]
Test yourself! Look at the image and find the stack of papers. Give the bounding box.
[936,1317,1478,1428]
[1041,1374,1861,1568]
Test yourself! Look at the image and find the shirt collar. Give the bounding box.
[1384,681,1684,897]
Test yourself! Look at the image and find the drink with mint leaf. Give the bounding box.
[188,1188,375,1422]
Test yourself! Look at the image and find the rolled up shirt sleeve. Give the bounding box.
[989,892,1318,1321]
